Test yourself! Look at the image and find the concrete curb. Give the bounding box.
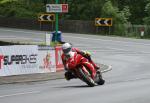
[0,72,64,85]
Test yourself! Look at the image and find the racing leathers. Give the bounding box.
[61,47,100,80]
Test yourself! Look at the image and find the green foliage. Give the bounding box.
[101,0,117,17]
[144,1,150,24]
[0,0,18,4]
[117,0,148,24]
[0,0,149,26]
[66,0,105,20]
[143,17,150,24]
[101,1,131,36]
[0,0,45,18]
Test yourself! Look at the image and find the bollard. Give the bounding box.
[45,32,51,45]
[140,27,145,39]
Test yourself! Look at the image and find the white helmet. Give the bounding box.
[62,43,72,55]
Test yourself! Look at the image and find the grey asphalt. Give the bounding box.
[0,27,150,103]
[0,63,110,85]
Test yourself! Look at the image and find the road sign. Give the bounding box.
[95,18,112,26]
[38,14,55,22]
[46,4,68,13]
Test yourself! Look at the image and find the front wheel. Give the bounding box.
[96,71,105,85]
[78,67,96,87]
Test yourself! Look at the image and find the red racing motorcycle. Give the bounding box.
[66,52,105,87]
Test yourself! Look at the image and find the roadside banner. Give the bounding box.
[55,46,64,71]
[38,46,56,73]
[0,45,39,76]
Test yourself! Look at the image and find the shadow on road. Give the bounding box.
[54,85,93,88]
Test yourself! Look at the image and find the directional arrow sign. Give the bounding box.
[38,14,55,22]
[95,18,112,26]
[46,4,68,13]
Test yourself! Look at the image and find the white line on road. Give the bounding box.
[0,36,43,41]
[101,65,112,73]
[1,28,150,46]
[0,91,40,98]
[0,28,42,35]
[81,45,150,54]
[63,35,150,46]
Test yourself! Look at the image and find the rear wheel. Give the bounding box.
[78,67,96,87]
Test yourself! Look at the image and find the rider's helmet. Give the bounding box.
[62,43,72,55]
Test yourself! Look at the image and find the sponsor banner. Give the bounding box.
[55,46,64,71]
[38,47,56,73]
[0,45,39,76]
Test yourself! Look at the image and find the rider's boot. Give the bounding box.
[64,71,76,81]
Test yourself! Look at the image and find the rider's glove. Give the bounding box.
[83,51,91,57]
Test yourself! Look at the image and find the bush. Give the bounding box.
[101,1,131,36]
[0,0,44,19]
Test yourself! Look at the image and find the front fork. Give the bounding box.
[82,63,97,79]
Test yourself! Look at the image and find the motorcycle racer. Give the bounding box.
[61,42,100,81]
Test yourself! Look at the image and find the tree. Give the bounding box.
[65,0,105,20]
[116,0,147,24]
[101,0,131,35]
[143,0,150,24]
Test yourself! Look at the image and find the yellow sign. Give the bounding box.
[38,14,55,22]
[95,18,112,26]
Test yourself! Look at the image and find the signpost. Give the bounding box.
[38,14,55,31]
[46,1,68,43]
[95,18,112,35]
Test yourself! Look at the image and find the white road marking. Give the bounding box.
[81,46,150,54]
[0,91,40,98]
[0,36,43,41]
[63,35,150,46]
[101,65,112,73]
[1,28,149,55]
[1,28,150,46]
[0,28,42,34]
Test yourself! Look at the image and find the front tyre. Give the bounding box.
[78,67,96,87]
[96,71,105,85]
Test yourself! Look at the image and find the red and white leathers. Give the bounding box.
[61,47,99,71]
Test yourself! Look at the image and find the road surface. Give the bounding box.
[0,27,150,103]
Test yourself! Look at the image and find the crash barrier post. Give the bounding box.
[55,46,64,71]
[140,27,145,38]
[45,32,51,45]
